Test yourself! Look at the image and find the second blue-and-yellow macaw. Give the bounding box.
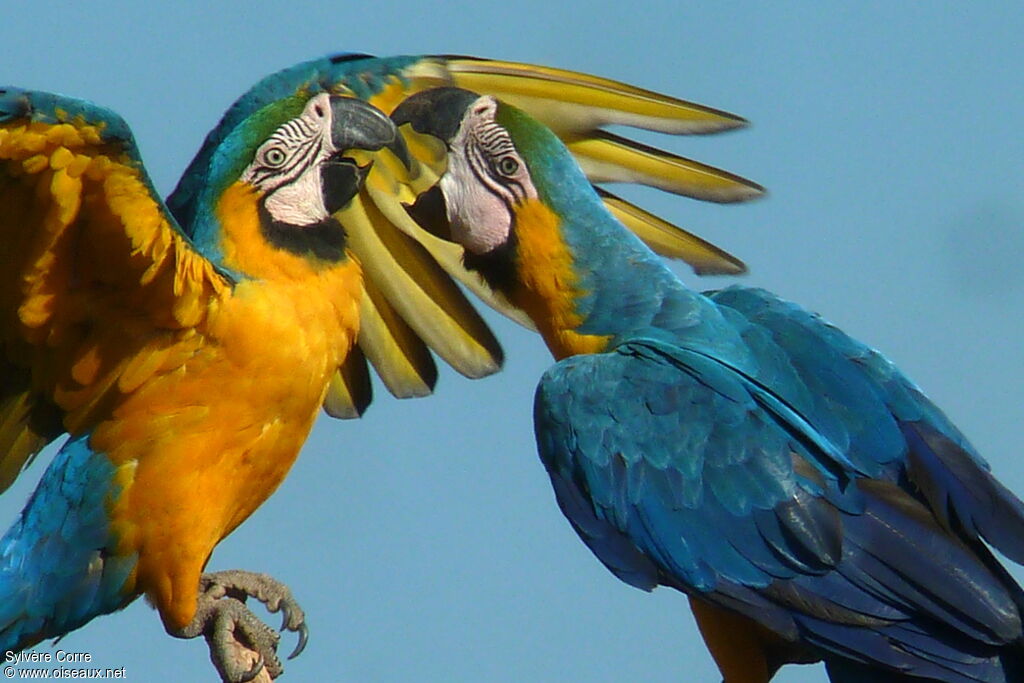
[0,54,763,680]
[390,87,1024,682]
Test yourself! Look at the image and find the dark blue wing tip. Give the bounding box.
[0,88,133,145]
[0,87,31,123]
[327,52,376,65]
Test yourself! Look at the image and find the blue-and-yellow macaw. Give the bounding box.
[0,55,762,680]
[391,87,1024,682]
[0,84,409,680]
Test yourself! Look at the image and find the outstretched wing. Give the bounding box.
[535,337,1024,680]
[167,54,762,417]
[0,87,229,491]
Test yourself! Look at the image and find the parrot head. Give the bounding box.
[392,87,609,299]
[241,93,403,222]
[393,87,635,358]
[190,92,408,272]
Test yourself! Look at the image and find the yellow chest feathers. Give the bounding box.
[211,181,362,374]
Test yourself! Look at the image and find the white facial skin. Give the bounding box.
[440,96,537,254]
[242,93,337,226]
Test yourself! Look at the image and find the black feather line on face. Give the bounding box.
[258,201,347,263]
[407,183,521,295]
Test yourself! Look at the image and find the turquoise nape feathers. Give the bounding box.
[391,87,1024,683]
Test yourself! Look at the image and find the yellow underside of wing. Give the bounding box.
[323,345,373,419]
[357,276,437,398]
[339,182,504,380]
[0,363,63,492]
[383,56,760,285]
[367,159,535,330]
[598,190,745,275]
[0,117,227,489]
[567,131,764,203]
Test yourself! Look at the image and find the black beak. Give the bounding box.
[321,96,410,213]
[390,87,481,144]
[328,95,410,169]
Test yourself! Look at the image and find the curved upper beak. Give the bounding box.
[390,87,481,145]
[328,95,410,169]
[319,96,411,214]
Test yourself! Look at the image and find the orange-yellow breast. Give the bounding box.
[510,199,610,360]
[91,181,362,629]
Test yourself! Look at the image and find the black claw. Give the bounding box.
[289,623,309,660]
[278,602,295,632]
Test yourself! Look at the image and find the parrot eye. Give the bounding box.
[263,147,288,167]
[496,156,519,177]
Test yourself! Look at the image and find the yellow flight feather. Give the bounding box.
[366,161,535,331]
[356,276,437,399]
[412,57,748,135]
[323,345,373,420]
[0,364,62,493]
[338,187,504,379]
[566,131,764,203]
[597,189,745,275]
[373,56,763,281]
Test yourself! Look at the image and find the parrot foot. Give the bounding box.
[172,570,308,682]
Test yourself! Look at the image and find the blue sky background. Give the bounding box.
[3,3,1023,681]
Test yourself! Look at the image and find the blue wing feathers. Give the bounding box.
[903,421,1024,566]
[714,287,1024,570]
[535,284,1024,679]
[0,435,134,652]
[547,471,660,591]
[755,491,842,574]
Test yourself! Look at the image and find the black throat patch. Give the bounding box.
[407,184,521,294]
[258,201,347,263]
[462,236,519,295]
